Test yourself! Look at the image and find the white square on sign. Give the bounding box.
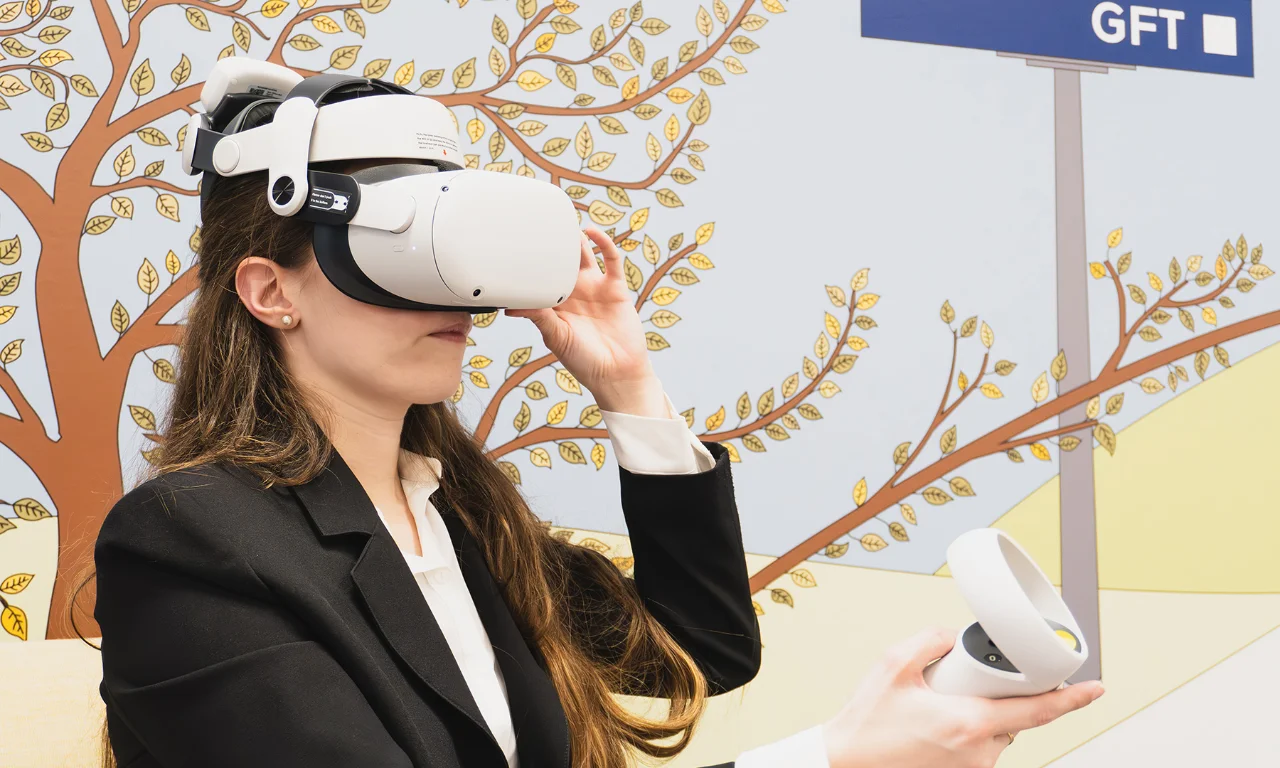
[1202,14,1238,57]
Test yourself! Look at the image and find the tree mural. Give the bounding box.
[0,0,1274,654]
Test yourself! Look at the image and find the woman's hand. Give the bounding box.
[504,227,667,417]
[823,628,1104,768]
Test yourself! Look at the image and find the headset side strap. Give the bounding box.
[268,97,319,217]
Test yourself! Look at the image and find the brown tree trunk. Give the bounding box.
[42,398,125,640]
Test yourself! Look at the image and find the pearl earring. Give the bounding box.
[281,315,293,327]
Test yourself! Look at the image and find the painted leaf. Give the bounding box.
[12,498,51,520]
[852,477,867,506]
[860,534,888,552]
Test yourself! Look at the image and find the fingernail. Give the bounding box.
[1092,683,1106,699]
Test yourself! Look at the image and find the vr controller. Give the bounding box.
[183,59,582,313]
[923,529,1089,698]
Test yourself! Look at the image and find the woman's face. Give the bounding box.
[242,252,473,414]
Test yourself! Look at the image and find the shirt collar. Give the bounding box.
[397,449,443,495]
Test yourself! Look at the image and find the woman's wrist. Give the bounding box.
[591,371,668,419]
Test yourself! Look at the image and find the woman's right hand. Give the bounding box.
[822,627,1105,768]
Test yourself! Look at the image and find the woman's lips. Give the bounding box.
[429,330,467,343]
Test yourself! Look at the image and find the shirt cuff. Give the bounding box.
[598,390,716,475]
[735,724,830,768]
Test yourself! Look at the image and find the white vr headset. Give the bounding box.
[182,58,581,312]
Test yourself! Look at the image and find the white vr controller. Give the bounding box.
[183,58,582,313]
[923,529,1089,698]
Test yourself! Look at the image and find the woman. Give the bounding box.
[94,113,1102,768]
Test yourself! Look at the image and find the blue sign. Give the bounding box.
[862,0,1254,77]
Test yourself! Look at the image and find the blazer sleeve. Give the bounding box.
[94,477,413,768]
[554,440,761,698]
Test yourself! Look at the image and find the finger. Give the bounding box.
[881,627,958,682]
[577,230,596,272]
[504,307,567,338]
[585,227,624,282]
[986,681,1104,733]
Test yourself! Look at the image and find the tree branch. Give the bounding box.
[0,364,45,438]
[1000,420,1098,450]
[438,0,757,118]
[0,63,69,94]
[747,307,1280,594]
[106,269,197,365]
[0,0,50,37]
[479,5,559,94]
[1105,260,1126,347]
[93,178,201,197]
[0,156,52,211]
[484,106,694,190]
[267,2,363,65]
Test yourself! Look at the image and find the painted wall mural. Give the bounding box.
[0,1,1276,766]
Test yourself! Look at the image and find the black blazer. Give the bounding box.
[95,440,759,768]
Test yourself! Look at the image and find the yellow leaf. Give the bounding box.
[1202,306,1217,326]
[0,237,15,266]
[393,60,414,87]
[261,0,289,17]
[1148,272,1163,293]
[559,441,586,465]
[0,573,33,594]
[468,370,489,388]
[516,70,551,91]
[922,487,953,505]
[852,477,867,506]
[136,127,169,146]
[980,383,1003,399]
[949,477,975,496]
[21,132,53,152]
[770,588,793,607]
[644,331,669,351]
[312,14,341,33]
[130,58,154,96]
[939,425,956,455]
[70,74,97,97]
[980,321,994,349]
[1030,443,1051,461]
[137,258,159,295]
[855,293,879,310]
[530,447,551,468]
[1216,255,1228,281]
[555,368,581,394]
[1051,350,1068,382]
[127,404,155,430]
[84,215,116,235]
[110,196,134,219]
[860,534,888,552]
[1,604,27,641]
[109,300,130,332]
[790,568,817,588]
[847,336,868,351]
[1031,371,1049,403]
[185,6,210,29]
[1088,262,1107,279]
[1248,264,1274,281]
[651,286,680,306]
[0,306,16,324]
[704,405,725,431]
[0,273,20,297]
[329,45,362,71]
[1139,377,1165,394]
[1106,227,1123,248]
[152,358,176,383]
[37,48,72,67]
[0,338,21,364]
[155,193,179,222]
[901,504,917,525]
[44,101,69,131]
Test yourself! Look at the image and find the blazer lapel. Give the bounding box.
[290,450,505,764]
[437,502,571,768]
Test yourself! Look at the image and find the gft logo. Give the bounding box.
[1091,3,1239,56]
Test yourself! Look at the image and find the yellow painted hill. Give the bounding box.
[937,339,1280,593]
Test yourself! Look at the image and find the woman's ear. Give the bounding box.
[235,257,299,329]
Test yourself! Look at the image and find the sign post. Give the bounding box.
[862,1,1254,683]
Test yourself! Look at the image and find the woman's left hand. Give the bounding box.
[504,227,668,418]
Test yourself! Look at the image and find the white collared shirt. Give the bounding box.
[374,391,827,768]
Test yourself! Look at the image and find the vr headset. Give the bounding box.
[181,58,581,313]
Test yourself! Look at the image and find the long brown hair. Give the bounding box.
[96,165,710,767]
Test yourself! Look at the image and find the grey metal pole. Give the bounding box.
[1052,67,1102,683]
